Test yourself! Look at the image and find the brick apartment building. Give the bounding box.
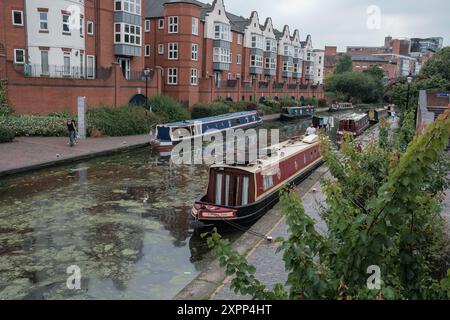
[0,0,324,114]
[324,36,443,81]
[143,0,324,107]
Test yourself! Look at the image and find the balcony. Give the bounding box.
[282,71,292,78]
[299,83,309,89]
[259,81,269,89]
[305,74,313,80]
[287,84,298,90]
[241,81,252,89]
[283,56,294,63]
[22,64,112,80]
[249,67,263,75]
[272,82,284,89]
[264,69,276,76]
[115,44,142,57]
[213,62,230,71]
[293,72,302,79]
[216,79,237,89]
[264,51,277,59]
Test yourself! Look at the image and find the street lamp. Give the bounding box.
[144,67,151,112]
[406,72,413,110]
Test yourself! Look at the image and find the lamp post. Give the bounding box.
[406,72,413,110]
[144,67,151,112]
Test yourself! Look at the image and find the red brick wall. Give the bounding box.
[6,62,162,114]
[1,0,26,65]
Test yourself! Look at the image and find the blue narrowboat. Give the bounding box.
[280,106,315,121]
[367,108,389,123]
[151,111,262,151]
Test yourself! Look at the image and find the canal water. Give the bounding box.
[0,109,363,299]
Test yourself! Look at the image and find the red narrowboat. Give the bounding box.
[191,135,323,230]
[337,113,370,141]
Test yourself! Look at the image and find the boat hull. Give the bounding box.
[280,113,313,121]
[191,158,323,231]
[151,120,263,152]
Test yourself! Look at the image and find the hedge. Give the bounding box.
[86,104,159,136]
[0,124,15,143]
[148,94,190,122]
[191,102,230,119]
[0,115,67,137]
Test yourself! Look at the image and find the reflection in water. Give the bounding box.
[0,110,360,299]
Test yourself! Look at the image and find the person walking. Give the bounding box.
[305,123,317,136]
[66,119,77,147]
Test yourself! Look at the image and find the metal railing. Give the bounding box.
[23,64,112,80]
[258,81,268,89]
[272,82,284,89]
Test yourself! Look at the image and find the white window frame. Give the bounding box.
[145,44,150,57]
[114,0,141,15]
[251,34,264,50]
[265,57,276,69]
[80,17,84,37]
[213,47,231,64]
[214,23,231,42]
[168,16,178,34]
[237,34,243,45]
[191,68,198,85]
[40,50,49,76]
[145,19,150,32]
[168,42,178,60]
[63,53,71,75]
[266,39,276,53]
[63,14,70,33]
[192,17,199,35]
[114,23,141,46]
[167,68,178,85]
[87,55,95,79]
[191,43,198,61]
[39,12,48,31]
[14,49,25,64]
[158,44,164,54]
[250,55,263,68]
[87,21,94,35]
[236,54,241,65]
[158,19,164,29]
[12,10,23,26]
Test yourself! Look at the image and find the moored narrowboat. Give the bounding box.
[367,108,388,123]
[151,111,262,151]
[329,102,353,112]
[191,135,323,230]
[337,113,370,141]
[280,106,315,121]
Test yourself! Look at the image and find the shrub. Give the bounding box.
[0,115,67,137]
[191,102,231,119]
[0,81,11,116]
[230,101,258,112]
[148,94,189,122]
[303,96,319,107]
[279,96,297,107]
[0,124,15,143]
[86,104,159,136]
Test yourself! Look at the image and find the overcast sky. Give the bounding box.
[205,0,450,51]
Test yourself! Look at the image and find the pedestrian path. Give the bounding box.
[0,134,150,176]
[212,169,330,300]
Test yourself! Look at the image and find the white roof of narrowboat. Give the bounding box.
[156,111,259,128]
[341,113,367,121]
[211,135,320,174]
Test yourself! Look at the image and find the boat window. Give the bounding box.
[225,175,230,206]
[263,175,273,191]
[236,118,241,125]
[242,176,249,205]
[215,173,223,205]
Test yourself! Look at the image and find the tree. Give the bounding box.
[363,65,385,80]
[420,47,450,82]
[326,71,383,103]
[335,53,353,74]
[207,111,450,300]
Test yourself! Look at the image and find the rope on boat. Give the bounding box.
[220,218,271,240]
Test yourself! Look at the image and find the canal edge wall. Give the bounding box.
[0,141,150,178]
[174,165,328,300]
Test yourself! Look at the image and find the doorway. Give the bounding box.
[117,57,130,80]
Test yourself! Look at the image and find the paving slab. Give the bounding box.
[0,134,151,177]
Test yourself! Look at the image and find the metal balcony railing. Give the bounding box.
[22,64,113,80]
